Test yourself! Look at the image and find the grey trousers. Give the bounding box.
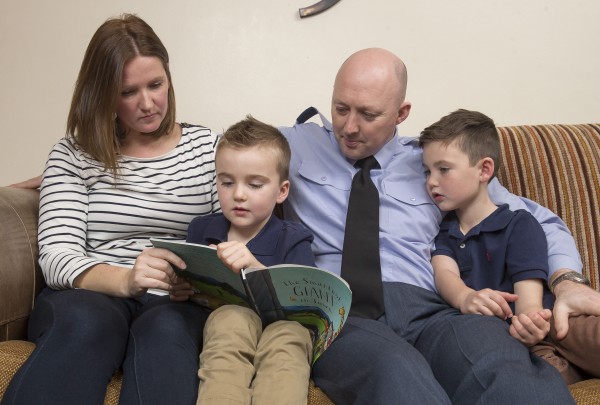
[312,282,574,405]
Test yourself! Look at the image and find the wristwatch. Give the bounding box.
[549,271,591,294]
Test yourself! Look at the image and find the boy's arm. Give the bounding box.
[433,255,515,319]
[511,279,552,346]
[506,213,552,345]
[433,255,473,310]
[513,279,544,315]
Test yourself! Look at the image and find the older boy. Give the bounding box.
[187,115,315,405]
[419,108,599,384]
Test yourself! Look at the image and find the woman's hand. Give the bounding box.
[127,247,189,297]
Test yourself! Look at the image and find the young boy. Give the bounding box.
[187,115,315,405]
[419,109,600,384]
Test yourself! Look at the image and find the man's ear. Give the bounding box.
[479,157,495,183]
[395,101,412,125]
[276,180,290,204]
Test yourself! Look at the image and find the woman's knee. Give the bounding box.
[29,289,131,346]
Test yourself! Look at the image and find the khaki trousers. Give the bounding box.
[197,305,313,405]
[531,314,600,385]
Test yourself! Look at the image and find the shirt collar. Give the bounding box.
[203,214,283,256]
[444,204,513,238]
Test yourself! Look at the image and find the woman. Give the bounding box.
[3,14,219,404]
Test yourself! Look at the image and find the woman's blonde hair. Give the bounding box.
[66,14,176,177]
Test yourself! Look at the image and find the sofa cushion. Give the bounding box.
[496,124,600,290]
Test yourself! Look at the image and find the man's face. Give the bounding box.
[331,67,409,161]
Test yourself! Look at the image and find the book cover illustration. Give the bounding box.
[150,238,352,362]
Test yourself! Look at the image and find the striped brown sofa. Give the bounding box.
[1,123,599,404]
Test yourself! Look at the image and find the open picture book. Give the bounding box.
[150,238,352,363]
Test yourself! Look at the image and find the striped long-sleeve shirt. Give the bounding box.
[38,123,220,290]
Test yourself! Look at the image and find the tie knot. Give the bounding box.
[356,156,379,172]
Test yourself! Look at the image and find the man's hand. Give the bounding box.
[553,280,600,339]
[8,174,43,189]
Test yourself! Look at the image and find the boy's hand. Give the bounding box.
[509,309,552,346]
[460,288,516,320]
[216,241,264,273]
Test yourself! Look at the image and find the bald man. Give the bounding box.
[280,48,577,404]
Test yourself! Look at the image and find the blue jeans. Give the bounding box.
[312,282,575,405]
[2,288,209,405]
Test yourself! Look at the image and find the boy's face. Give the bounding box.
[421,140,485,213]
[215,145,289,237]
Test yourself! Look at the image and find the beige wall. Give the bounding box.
[1,0,599,185]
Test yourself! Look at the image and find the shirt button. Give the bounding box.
[321,176,327,181]
[459,243,466,249]
[410,197,416,201]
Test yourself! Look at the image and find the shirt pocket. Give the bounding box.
[298,161,351,191]
[295,161,352,222]
[382,179,440,243]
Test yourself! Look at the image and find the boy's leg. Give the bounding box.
[196,305,262,405]
[251,320,312,405]
[548,314,600,378]
[416,311,576,404]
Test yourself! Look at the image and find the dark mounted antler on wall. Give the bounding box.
[299,0,341,18]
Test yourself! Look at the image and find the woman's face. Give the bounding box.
[116,56,169,136]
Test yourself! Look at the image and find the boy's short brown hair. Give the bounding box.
[217,115,291,181]
[419,109,500,177]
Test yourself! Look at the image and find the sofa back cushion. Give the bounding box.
[496,124,600,291]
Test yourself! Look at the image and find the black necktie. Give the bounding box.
[341,156,384,319]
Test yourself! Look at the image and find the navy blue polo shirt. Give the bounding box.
[186,213,316,268]
[433,204,554,310]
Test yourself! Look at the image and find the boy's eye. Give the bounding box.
[439,167,449,174]
[249,183,263,190]
[424,169,431,177]
[220,181,233,187]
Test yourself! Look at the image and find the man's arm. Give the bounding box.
[488,178,582,279]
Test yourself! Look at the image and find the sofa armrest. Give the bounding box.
[0,187,43,341]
